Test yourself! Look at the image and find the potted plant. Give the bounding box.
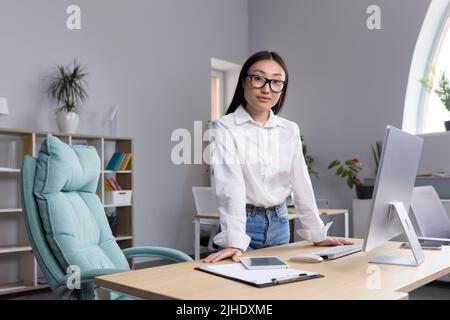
[48,59,88,133]
[286,136,319,206]
[371,139,383,175]
[301,135,318,178]
[106,208,119,236]
[435,72,450,130]
[328,158,373,199]
[420,68,450,131]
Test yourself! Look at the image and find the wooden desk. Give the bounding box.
[96,238,450,300]
[193,208,349,260]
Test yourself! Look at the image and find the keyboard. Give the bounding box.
[314,244,362,260]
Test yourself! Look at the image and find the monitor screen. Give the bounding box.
[363,125,424,253]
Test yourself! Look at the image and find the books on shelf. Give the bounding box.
[105,152,132,171]
[104,178,122,191]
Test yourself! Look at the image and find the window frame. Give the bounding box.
[211,69,226,121]
[417,7,450,133]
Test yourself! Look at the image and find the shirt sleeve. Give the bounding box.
[290,124,331,243]
[211,123,251,251]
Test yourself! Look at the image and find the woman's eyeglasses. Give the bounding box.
[246,73,286,93]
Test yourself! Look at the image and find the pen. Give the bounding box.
[271,273,309,284]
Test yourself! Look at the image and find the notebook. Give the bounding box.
[195,263,323,288]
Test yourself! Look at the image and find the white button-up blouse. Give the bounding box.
[211,105,330,251]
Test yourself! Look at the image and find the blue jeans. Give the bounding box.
[246,202,290,250]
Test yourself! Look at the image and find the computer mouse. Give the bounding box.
[290,253,324,263]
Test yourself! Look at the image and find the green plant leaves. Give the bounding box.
[344,160,354,165]
[347,177,354,189]
[421,70,450,112]
[328,158,363,190]
[48,59,89,113]
[301,135,319,178]
[371,139,382,174]
[328,160,340,169]
[435,72,450,112]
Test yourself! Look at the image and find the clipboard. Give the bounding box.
[195,263,324,288]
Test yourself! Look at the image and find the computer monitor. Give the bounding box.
[362,125,425,266]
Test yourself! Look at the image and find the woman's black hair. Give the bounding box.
[226,50,289,115]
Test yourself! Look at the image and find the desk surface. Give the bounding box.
[95,238,450,300]
[195,208,348,220]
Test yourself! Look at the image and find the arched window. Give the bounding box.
[421,15,450,133]
[403,0,450,134]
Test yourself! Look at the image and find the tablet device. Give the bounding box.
[240,256,288,270]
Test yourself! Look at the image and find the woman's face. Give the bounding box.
[243,59,286,114]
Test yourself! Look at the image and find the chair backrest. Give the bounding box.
[21,135,130,297]
[21,156,66,293]
[192,187,219,214]
[410,186,450,238]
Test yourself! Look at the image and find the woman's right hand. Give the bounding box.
[203,247,243,263]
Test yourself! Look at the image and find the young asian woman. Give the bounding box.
[204,51,352,263]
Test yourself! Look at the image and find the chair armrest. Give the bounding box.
[122,246,193,262]
[60,268,129,284]
[55,268,129,299]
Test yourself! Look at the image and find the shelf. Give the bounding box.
[417,130,450,138]
[0,168,20,173]
[115,235,133,241]
[0,245,32,254]
[0,128,34,136]
[0,129,133,296]
[0,283,48,296]
[104,203,132,208]
[0,208,22,213]
[103,170,132,174]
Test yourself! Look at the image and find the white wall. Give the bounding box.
[248,0,431,236]
[0,0,249,254]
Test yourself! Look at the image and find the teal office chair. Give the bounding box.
[20,135,192,299]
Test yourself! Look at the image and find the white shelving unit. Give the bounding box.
[0,128,134,296]
[0,209,22,213]
[0,168,20,173]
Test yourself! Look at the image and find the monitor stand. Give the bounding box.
[370,201,425,266]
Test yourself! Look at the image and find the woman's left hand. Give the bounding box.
[314,237,353,246]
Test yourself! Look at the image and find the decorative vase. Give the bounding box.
[56,111,79,134]
[445,120,450,131]
[356,185,374,199]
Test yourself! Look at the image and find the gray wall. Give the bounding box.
[248,0,430,236]
[0,0,248,253]
[0,0,434,252]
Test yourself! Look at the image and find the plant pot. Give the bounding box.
[56,111,79,134]
[445,120,450,131]
[356,185,374,199]
[110,224,118,237]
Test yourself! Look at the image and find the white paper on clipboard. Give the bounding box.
[197,263,322,287]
